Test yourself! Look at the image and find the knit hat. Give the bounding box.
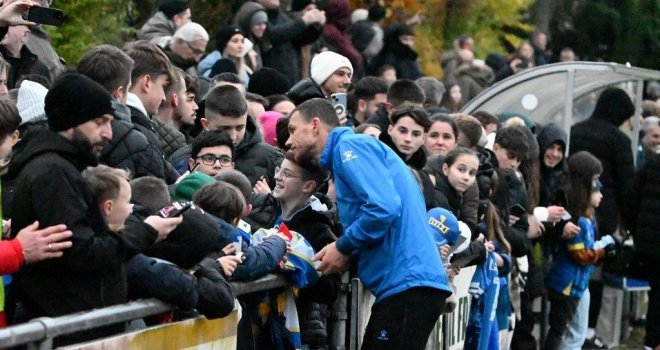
[209,58,238,77]
[159,0,189,18]
[215,25,243,52]
[310,51,353,86]
[45,73,115,132]
[250,10,268,27]
[248,67,292,96]
[173,172,217,201]
[17,80,48,125]
[291,0,315,12]
[258,111,284,146]
[350,9,368,24]
[427,207,460,247]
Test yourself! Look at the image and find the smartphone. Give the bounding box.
[330,93,347,117]
[509,204,526,217]
[25,6,64,26]
[158,201,193,218]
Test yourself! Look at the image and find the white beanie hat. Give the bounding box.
[17,80,48,125]
[311,51,353,86]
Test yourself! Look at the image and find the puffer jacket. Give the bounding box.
[100,103,167,180]
[152,117,187,158]
[262,7,323,84]
[569,87,635,235]
[127,93,180,184]
[456,64,495,105]
[286,78,325,106]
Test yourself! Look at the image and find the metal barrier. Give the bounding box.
[0,274,289,349]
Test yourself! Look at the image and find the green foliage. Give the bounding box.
[444,0,534,59]
[550,0,659,69]
[47,0,136,67]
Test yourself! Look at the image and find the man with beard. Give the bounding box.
[5,73,182,345]
[286,98,451,349]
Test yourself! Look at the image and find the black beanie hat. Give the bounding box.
[159,0,189,18]
[248,67,292,97]
[215,25,243,52]
[46,73,115,132]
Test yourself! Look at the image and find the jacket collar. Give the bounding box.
[126,92,149,118]
[319,127,353,170]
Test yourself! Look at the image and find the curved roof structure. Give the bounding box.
[461,62,660,155]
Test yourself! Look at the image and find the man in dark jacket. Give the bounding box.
[125,40,180,184]
[257,0,325,84]
[287,51,353,106]
[628,153,660,349]
[77,44,172,181]
[570,87,635,236]
[5,74,181,345]
[366,78,425,133]
[170,85,282,188]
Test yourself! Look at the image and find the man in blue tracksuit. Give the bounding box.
[286,98,451,349]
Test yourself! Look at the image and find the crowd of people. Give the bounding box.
[0,0,658,349]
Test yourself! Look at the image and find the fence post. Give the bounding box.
[329,272,349,350]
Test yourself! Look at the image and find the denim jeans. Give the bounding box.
[562,288,590,350]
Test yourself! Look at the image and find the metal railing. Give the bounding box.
[0,274,289,349]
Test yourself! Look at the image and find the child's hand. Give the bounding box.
[252,177,271,194]
[222,243,236,255]
[509,215,520,226]
[439,244,451,259]
[217,255,243,276]
[484,240,495,252]
[527,215,544,239]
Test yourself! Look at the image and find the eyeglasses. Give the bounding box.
[197,154,232,166]
[183,40,205,56]
[274,166,300,180]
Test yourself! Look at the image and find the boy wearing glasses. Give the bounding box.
[188,130,235,177]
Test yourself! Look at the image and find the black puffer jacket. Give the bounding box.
[128,104,180,184]
[569,87,635,235]
[152,117,187,158]
[262,7,323,84]
[6,129,158,343]
[100,103,167,180]
[628,153,660,261]
[286,78,325,106]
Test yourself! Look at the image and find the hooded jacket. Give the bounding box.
[321,127,451,301]
[538,123,568,207]
[234,1,271,66]
[456,63,495,105]
[569,87,635,235]
[5,129,158,342]
[367,24,421,80]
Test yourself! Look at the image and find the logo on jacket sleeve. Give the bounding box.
[342,150,358,163]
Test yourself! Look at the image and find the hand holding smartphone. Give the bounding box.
[24,6,64,26]
[158,201,194,218]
